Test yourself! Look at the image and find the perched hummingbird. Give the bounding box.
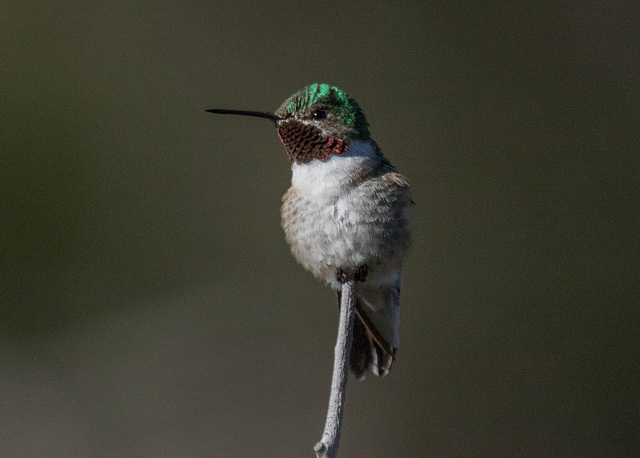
[207,84,412,379]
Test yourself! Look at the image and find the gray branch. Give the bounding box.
[314,279,357,458]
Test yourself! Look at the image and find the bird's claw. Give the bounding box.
[336,265,368,284]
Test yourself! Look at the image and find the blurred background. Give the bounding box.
[2,1,638,456]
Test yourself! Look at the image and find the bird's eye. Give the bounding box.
[311,109,328,120]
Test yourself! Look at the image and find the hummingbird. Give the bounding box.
[207,83,412,379]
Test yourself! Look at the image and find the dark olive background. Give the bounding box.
[2,2,638,457]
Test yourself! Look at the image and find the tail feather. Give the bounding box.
[351,305,396,379]
[338,291,397,380]
[349,314,371,379]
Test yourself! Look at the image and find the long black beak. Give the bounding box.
[205,109,281,123]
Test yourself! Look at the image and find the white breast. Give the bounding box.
[290,139,377,201]
[284,139,390,285]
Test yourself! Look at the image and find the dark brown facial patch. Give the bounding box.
[277,121,347,165]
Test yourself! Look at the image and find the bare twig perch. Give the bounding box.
[314,279,357,458]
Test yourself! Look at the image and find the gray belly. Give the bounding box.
[281,185,410,286]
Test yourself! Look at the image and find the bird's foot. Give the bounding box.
[354,264,368,282]
[336,265,368,284]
